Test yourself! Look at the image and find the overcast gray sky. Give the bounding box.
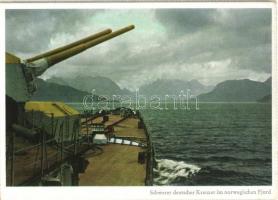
[6,9,271,91]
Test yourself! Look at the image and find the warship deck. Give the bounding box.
[79,115,147,186]
[7,112,152,186]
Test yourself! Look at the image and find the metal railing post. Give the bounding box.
[9,130,15,186]
[40,129,45,178]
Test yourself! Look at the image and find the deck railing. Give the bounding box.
[138,112,155,186]
[7,110,90,186]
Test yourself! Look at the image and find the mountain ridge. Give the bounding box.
[47,76,131,97]
[198,78,271,102]
[139,79,213,97]
[31,78,91,102]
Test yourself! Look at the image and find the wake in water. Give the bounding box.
[153,159,201,185]
[153,159,269,186]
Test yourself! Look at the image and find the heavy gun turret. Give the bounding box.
[6,25,135,127]
[6,25,135,102]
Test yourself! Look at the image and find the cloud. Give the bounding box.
[155,9,217,36]
[155,9,271,72]
[5,9,272,90]
[5,9,100,54]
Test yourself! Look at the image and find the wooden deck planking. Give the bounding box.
[79,117,147,186]
[114,118,145,138]
[79,144,146,186]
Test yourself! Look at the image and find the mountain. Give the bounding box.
[47,76,131,97]
[46,76,68,86]
[264,77,272,86]
[31,78,91,102]
[257,94,271,103]
[139,79,213,97]
[198,78,271,102]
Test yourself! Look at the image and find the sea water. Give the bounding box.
[141,103,272,186]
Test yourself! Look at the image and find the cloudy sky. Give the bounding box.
[6,9,271,91]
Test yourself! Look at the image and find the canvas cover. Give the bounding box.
[25,101,80,142]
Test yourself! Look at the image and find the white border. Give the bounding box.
[0,2,277,200]
[0,6,6,199]
[272,2,278,200]
[0,2,275,8]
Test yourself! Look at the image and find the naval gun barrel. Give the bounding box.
[26,25,135,76]
[26,29,112,63]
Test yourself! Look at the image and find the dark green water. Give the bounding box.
[141,103,272,186]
